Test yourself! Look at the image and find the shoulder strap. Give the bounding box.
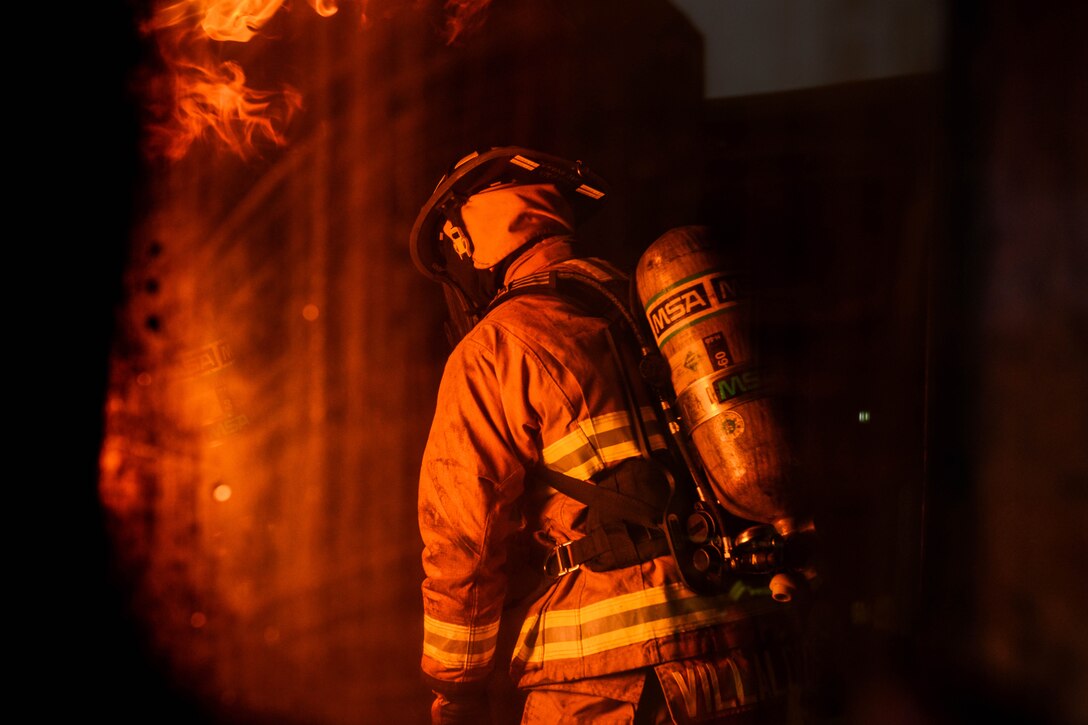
[486,269,621,321]
[532,465,661,527]
[491,265,663,459]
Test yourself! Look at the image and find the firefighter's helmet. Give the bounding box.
[409,146,610,345]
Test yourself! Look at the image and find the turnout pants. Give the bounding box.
[520,642,804,724]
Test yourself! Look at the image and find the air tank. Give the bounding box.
[635,226,796,524]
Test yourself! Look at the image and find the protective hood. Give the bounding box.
[461,183,575,269]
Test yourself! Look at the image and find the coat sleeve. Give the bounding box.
[418,325,563,714]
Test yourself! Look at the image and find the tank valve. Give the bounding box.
[769,572,799,603]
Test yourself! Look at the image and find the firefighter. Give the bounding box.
[410,147,810,724]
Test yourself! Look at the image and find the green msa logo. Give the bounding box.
[647,283,711,337]
[713,370,760,404]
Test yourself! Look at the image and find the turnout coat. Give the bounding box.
[418,237,792,711]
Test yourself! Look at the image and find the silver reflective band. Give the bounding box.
[576,184,605,199]
[510,155,540,170]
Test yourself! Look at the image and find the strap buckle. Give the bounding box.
[544,540,580,577]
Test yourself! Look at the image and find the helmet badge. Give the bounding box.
[442,219,473,260]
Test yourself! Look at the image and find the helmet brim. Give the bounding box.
[409,146,610,281]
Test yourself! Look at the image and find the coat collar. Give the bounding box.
[502,236,578,286]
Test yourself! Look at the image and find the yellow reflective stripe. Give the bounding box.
[542,427,592,466]
[423,615,500,669]
[527,582,683,627]
[514,584,767,665]
[542,408,667,480]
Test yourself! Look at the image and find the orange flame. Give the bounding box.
[141,0,492,160]
[309,0,341,18]
[143,0,316,160]
[200,0,288,42]
[443,0,492,44]
[143,0,308,41]
[151,59,303,161]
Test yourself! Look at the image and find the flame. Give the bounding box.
[143,0,300,41]
[443,0,492,44]
[143,0,313,160]
[308,0,341,18]
[200,0,288,42]
[151,59,302,161]
[141,0,491,160]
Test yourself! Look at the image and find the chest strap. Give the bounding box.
[544,522,670,577]
[534,461,673,577]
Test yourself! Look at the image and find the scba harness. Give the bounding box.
[536,458,674,577]
[485,261,769,595]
